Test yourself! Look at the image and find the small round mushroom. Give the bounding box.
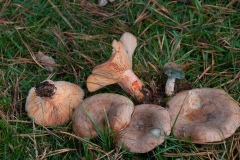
[98,0,108,6]
[72,93,134,138]
[25,80,84,126]
[163,62,185,96]
[167,88,240,143]
[116,104,171,153]
[87,32,151,103]
[98,0,115,7]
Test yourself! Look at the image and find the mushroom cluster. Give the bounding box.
[24,32,240,155]
[72,94,172,153]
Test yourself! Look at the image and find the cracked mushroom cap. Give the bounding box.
[167,88,240,143]
[25,80,84,126]
[116,104,171,153]
[72,93,134,138]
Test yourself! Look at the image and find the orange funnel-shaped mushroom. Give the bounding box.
[87,32,151,103]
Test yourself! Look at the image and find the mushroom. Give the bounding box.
[98,0,115,7]
[87,32,151,103]
[163,62,185,96]
[98,0,108,6]
[116,104,171,153]
[167,88,240,143]
[72,93,134,138]
[25,80,84,126]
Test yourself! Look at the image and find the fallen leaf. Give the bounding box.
[35,51,56,72]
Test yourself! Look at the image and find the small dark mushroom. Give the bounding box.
[163,62,185,96]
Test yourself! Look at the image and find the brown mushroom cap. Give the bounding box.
[116,104,171,153]
[25,80,84,126]
[72,93,134,138]
[167,88,240,143]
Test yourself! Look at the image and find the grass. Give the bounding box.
[0,0,240,159]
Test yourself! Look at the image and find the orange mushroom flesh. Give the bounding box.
[167,88,240,143]
[116,104,172,153]
[72,93,134,138]
[87,32,151,103]
[25,80,84,126]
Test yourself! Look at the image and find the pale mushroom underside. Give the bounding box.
[87,40,132,92]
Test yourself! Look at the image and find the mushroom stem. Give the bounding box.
[165,77,176,96]
[118,69,145,102]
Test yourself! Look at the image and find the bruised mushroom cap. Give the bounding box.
[25,80,84,126]
[116,104,171,153]
[163,62,185,79]
[167,88,240,143]
[72,93,134,138]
